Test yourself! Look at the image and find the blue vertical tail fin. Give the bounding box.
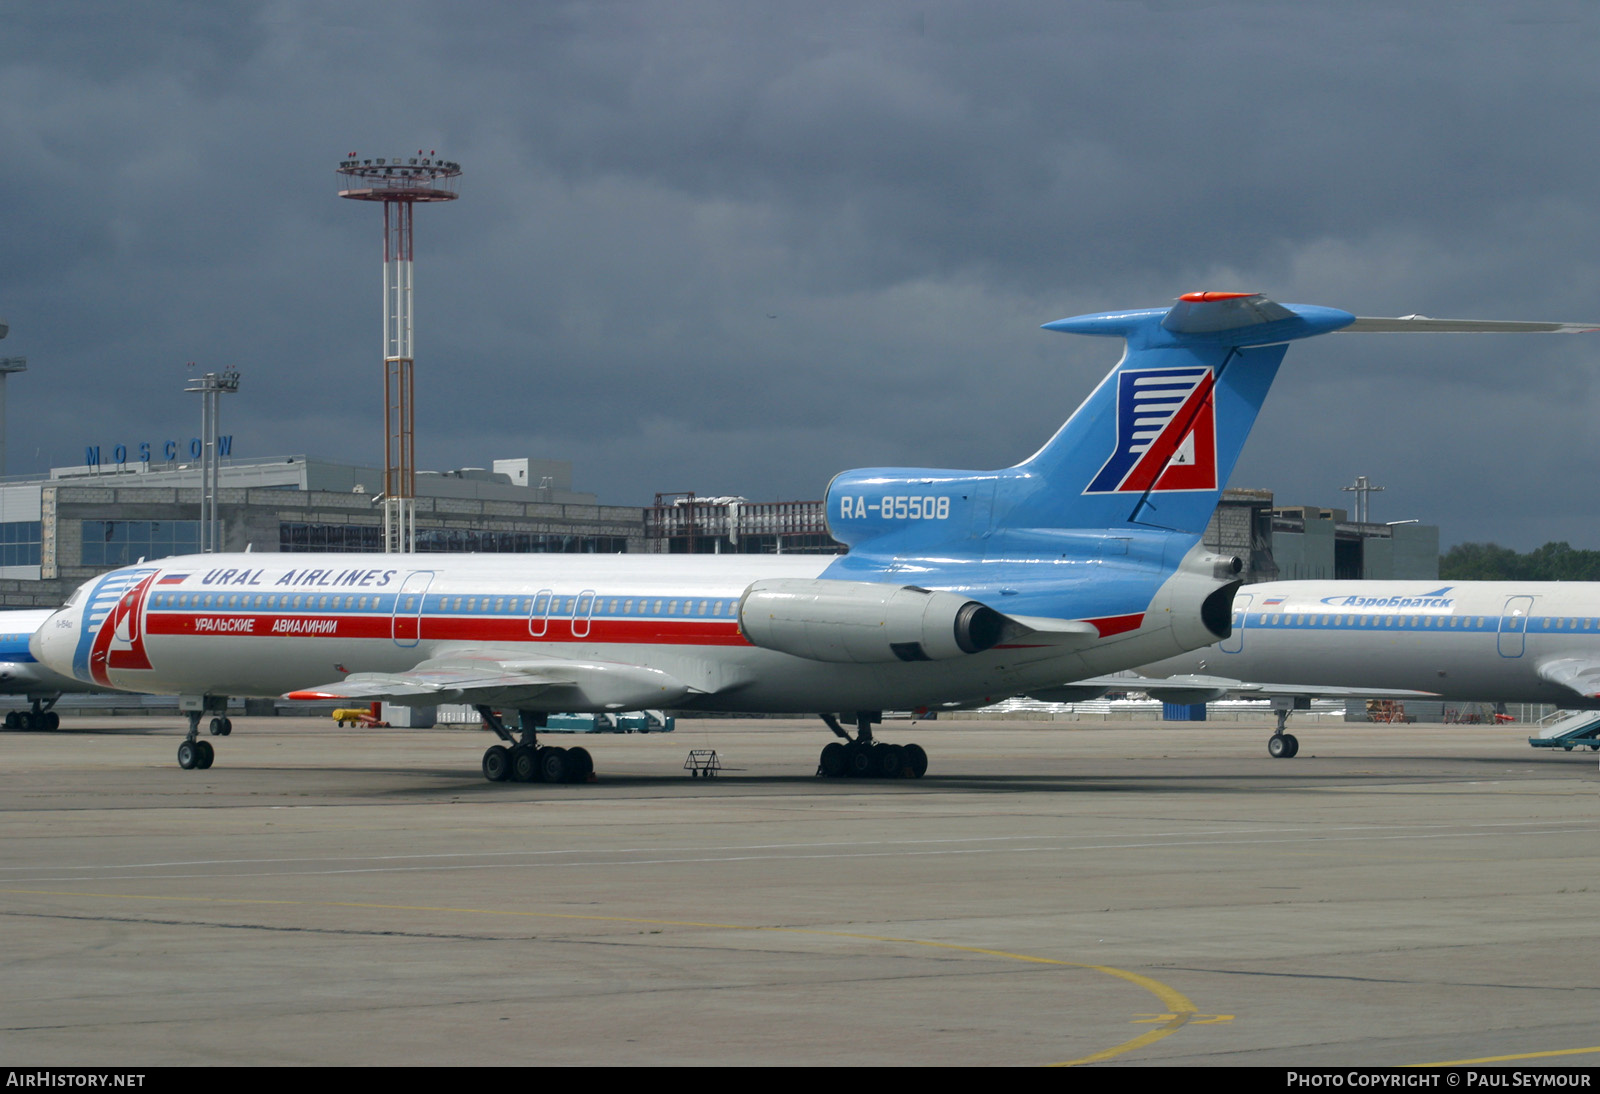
[1008,293,1354,535]
[825,293,1354,554]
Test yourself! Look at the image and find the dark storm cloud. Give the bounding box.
[2,0,1599,547]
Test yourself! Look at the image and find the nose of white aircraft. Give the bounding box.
[32,604,82,681]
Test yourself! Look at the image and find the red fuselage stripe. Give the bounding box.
[143,612,754,646]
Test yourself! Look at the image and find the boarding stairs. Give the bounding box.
[1528,709,1600,751]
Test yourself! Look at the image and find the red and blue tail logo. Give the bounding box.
[1084,366,1217,494]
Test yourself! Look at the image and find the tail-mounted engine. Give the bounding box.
[738,578,1005,664]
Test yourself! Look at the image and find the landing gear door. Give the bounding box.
[1219,592,1253,654]
[392,571,434,648]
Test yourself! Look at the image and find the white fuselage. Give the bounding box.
[0,609,93,699]
[35,550,1224,713]
[1139,580,1600,707]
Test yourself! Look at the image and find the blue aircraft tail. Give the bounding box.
[825,293,1355,553]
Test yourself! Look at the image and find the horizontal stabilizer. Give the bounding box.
[1342,316,1600,334]
[1160,292,1296,334]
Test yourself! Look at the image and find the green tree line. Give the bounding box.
[1440,542,1600,581]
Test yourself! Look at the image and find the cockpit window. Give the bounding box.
[59,582,92,610]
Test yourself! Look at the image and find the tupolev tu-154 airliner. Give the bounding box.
[1086,579,1600,758]
[32,293,1598,782]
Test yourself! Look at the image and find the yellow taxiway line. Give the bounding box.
[3,886,1207,1065]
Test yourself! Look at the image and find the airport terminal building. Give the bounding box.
[0,454,647,606]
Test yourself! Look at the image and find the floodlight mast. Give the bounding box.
[336,153,462,552]
[184,369,240,553]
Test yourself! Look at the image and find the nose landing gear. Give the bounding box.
[1267,703,1300,758]
[175,696,231,769]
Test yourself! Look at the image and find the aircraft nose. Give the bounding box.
[32,609,77,678]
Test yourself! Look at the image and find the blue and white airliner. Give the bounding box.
[0,608,99,730]
[1080,580,1600,757]
[31,294,1598,781]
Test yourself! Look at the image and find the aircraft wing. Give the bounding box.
[1535,659,1600,701]
[286,650,703,710]
[1039,672,1440,701]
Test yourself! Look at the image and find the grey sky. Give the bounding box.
[3,1,1599,549]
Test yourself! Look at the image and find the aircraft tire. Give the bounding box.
[209,717,225,737]
[220,717,233,736]
[847,745,874,779]
[482,745,512,782]
[44,711,59,731]
[177,741,199,770]
[876,744,905,778]
[565,747,593,782]
[903,743,928,778]
[509,746,537,783]
[1283,734,1299,757]
[538,746,569,783]
[196,740,215,769]
[819,741,847,778]
[1268,734,1297,759]
[3,712,16,729]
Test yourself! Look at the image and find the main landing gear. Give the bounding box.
[1267,705,1299,759]
[176,696,231,770]
[817,712,928,779]
[3,698,60,731]
[477,707,595,785]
